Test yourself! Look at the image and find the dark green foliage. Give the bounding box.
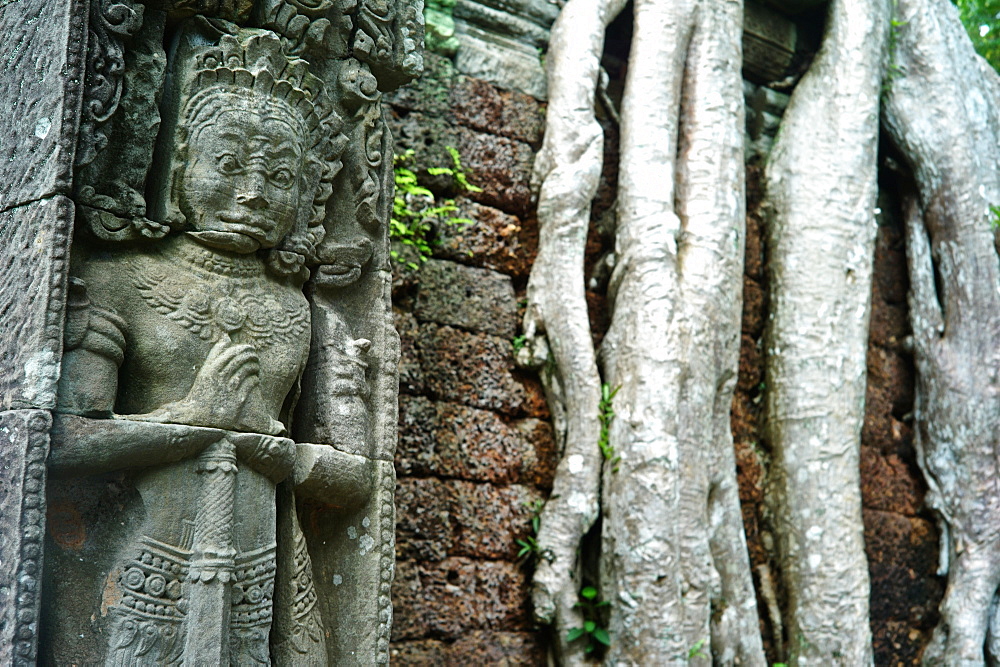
[955,0,1000,70]
[516,499,552,563]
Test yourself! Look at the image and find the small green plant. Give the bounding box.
[883,3,908,94]
[391,147,479,268]
[516,499,551,562]
[512,334,528,353]
[990,204,1000,229]
[515,533,540,559]
[598,383,621,471]
[687,638,709,660]
[429,146,484,194]
[566,586,611,654]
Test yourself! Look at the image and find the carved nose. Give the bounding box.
[236,193,268,210]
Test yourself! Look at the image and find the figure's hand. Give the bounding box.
[180,338,261,428]
[229,432,295,482]
[132,338,281,434]
[292,443,374,509]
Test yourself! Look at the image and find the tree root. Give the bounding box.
[882,0,1000,663]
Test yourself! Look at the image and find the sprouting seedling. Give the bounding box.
[599,383,621,470]
[567,586,611,654]
[516,498,552,563]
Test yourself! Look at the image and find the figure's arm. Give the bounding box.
[49,414,226,476]
[52,279,233,475]
[57,278,125,418]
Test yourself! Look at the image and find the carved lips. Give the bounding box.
[217,209,275,242]
[314,238,374,287]
[188,211,277,253]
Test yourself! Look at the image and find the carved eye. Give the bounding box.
[269,168,294,188]
[218,154,243,174]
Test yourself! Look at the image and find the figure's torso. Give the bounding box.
[77,236,311,434]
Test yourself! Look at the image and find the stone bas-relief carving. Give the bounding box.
[34,0,420,662]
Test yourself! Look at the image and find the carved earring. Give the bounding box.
[165,164,187,230]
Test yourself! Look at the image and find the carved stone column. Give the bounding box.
[0,0,421,663]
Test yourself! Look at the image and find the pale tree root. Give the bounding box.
[882,0,1000,662]
[596,0,764,661]
[924,549,1000,663]
[518,0,627,661]
[759,0,888,660]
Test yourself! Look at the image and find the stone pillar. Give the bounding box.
[0,0,86,661]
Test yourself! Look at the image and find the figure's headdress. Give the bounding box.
[160,22,347,278]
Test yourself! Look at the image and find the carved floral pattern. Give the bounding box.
[76,0,144,167]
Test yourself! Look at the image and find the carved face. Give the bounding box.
[181,100,307,254]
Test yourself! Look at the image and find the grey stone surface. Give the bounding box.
[0,0,87,211]
[742,1,800,85]
[413,259,518,337]
[0,196,73,411]
[454,23,549,100]
[451,0,558,100]
[0,410,51,666]
[395,308,427,394]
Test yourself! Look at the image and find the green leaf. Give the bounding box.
[687,638,707,658]
[458,176,484,193]
[566,627,585,642]
[584,620,596,633]
[426,167,454,176]
[592,627,611,646]
[580,586,598,600]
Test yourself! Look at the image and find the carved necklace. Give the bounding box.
[128,240,309,350]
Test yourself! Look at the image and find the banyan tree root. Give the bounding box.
[759,0,888,661]
[882,0,1000,661]
[597,0,764,661]
[519,0,627,661]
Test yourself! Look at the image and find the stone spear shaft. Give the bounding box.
[182,437,238,664]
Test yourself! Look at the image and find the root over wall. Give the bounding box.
[387,50,943,665]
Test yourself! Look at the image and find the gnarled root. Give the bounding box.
[882,0,1000,662]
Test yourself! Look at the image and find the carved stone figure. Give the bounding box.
[13,0,422,663]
